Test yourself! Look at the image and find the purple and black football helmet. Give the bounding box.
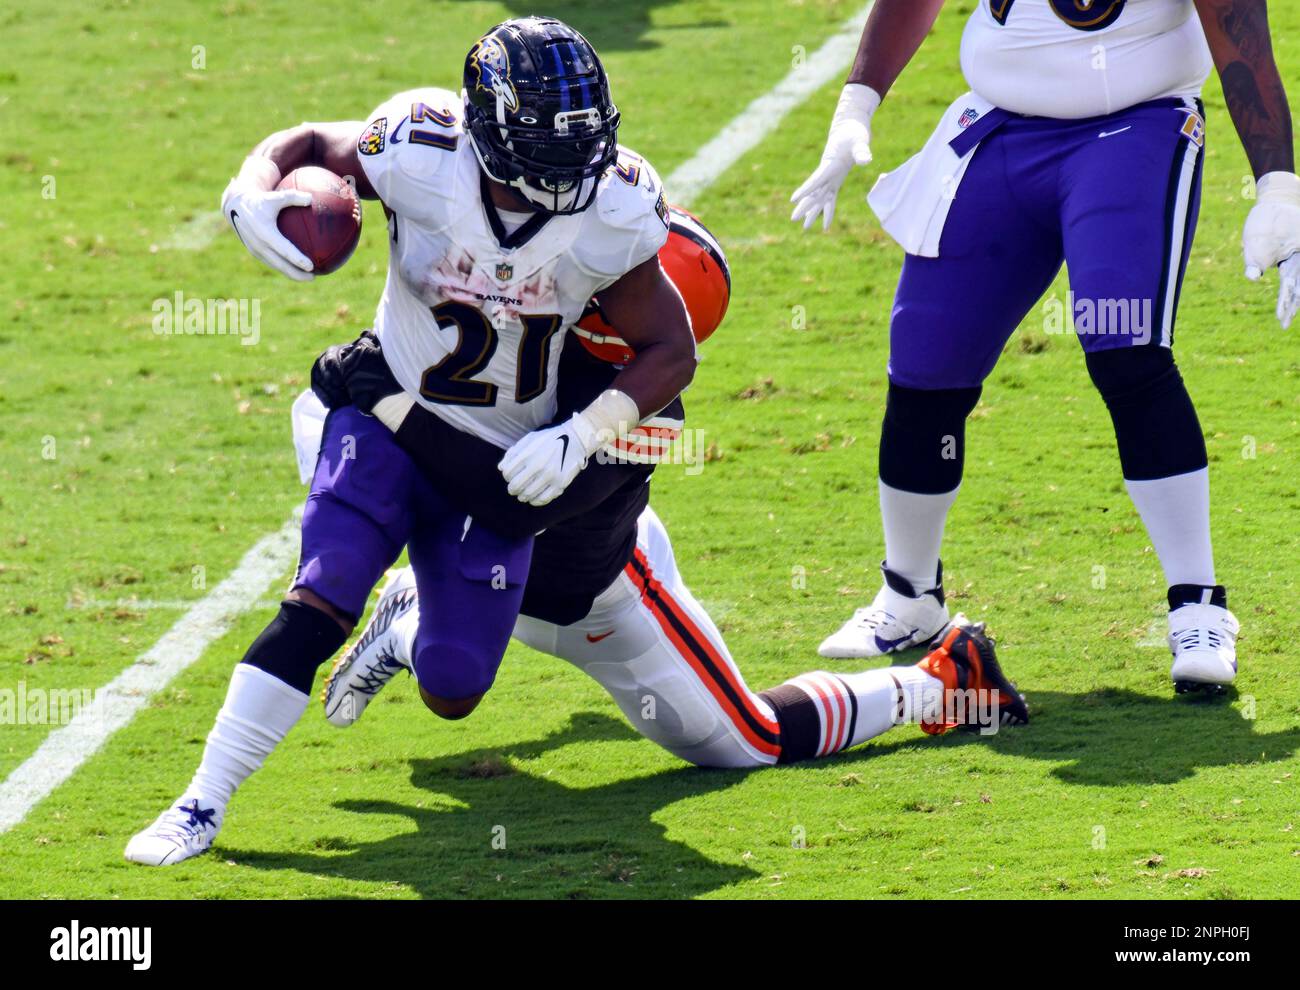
[463,17,621,214]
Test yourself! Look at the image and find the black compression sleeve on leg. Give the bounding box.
[758,685,823,764]
[241,600,349,695]
[878,382,982,494]
[1085,347,1207,481]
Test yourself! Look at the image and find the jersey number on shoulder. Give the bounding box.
[407,102,459,151]
[420,302,562,406]
[990,0,1126,31]
[614,151,642,186]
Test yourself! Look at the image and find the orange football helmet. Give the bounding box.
[575,206,730,364]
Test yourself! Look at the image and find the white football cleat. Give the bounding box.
[322,568,418,726]
[1169,602,1239,694]
[818,563,950,659]
[124,796,223,866]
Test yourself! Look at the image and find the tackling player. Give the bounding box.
[792,0,1300,692]
[313,218,1027,772]
[126,17,695,865]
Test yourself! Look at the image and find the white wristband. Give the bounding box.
[574,389,640,454]
[237,155,282,189]
[1257,171,1300,205]
[836,83,882,124]
[372,392,415,433]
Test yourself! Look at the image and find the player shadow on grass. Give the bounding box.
[451,0,728,50]
[223,711,760,898]
[869,687,1300,787]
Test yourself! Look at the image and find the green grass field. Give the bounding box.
[1,0,1298,899]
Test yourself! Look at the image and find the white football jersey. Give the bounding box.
[357,87,670,450]
[960,0,1213,119]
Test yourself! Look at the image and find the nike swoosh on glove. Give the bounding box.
[498,413,602,507]
[221,177,316,281]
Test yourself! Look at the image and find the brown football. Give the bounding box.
[275,166,362,275]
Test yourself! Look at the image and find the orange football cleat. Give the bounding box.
[914,615,1029,735]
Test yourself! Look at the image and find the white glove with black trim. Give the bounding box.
[498,414,600,507]
[790,83,881,232]
[1243,171,1300,328]
[498,389,640,506]
[221,159,316,282]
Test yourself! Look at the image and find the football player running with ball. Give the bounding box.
[309,217,1027,771]
[126,17,696,866]
[793,0,1300,693]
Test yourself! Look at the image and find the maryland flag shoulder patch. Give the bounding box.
[654,191,669,228]
[358,117,387,156]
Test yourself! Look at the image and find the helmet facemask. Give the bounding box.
[463,20,621,216]
[467,95,620,214]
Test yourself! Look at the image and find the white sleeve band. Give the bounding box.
[837,83,882,123]
[372,392,415,434]
[1257,171,1300,205]
[574,389,640,454]
[236,155,282,189]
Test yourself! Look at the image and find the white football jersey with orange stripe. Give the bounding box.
[961,0,1212,119]
[357,87,670,450]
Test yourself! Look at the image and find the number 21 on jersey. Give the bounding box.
[420,301,563,407]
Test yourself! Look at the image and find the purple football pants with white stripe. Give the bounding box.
[888,97,1205,390]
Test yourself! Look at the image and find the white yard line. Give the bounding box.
[0,6,873,834]
[0,515,300,833]
[665,2,873,205]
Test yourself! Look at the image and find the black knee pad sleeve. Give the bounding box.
[758,683,860,765]
[878,382,982,494]
[241,600,349,695]
[1085,347,1207,481]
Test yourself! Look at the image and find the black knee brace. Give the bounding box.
[241,600,349,695]
[878,382,982,494]
[758,684,821,764]
[1085,347,1207,481]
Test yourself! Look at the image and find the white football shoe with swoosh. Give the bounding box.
[818,563,951,660]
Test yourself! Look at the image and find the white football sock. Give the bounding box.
[879,480,958,592]
[780,665,943,756]
[187,663,309,807]
[1124,467,1216,587]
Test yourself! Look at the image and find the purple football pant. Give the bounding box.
[889,98,1205,390]
[294,407,533,700]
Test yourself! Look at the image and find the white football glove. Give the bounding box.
[1243,171,1300,327]
[790,83,881,232]
[498,414,601,507]
[498,390,639,506]
[1277,253,1300,330]
[220,162,316,282]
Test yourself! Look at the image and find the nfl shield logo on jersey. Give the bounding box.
[495,262,514,282]
[958,107,980,129]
